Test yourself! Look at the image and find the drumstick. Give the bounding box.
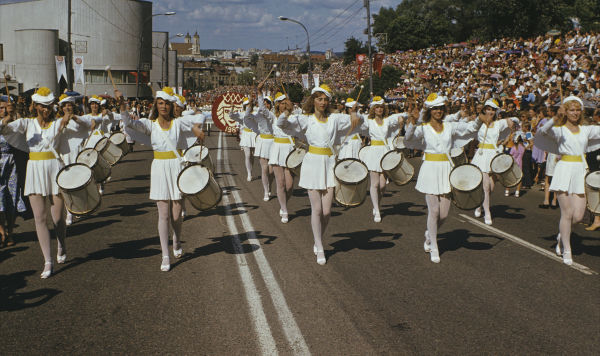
[105,66,117,90]
[277,72,288,96]
[259,64,277,87]
[357,85,365,102]
[2,70,9,98]
[147,82,156,96]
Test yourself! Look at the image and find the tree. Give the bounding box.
[321,62,331,71]
[237,70,255,86]
[349,65,404,105]
[343,37,367,65]
[250,53,259,67]
[297,61,310,74]
[285,83,304,103]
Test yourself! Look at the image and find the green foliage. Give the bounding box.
[343,37,368,65]
[250,54,259,66]
[237,70,255,86]
[285,83,305,103]
[321,62,331,71]
[348,66,404,105]
[297,61,310,74]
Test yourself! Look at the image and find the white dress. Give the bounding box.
[470,119,511,173]
[277,113,358,190]
[360,114,403,172]
[545,152,558,176]
[245,96,274,159]
[535,119,600,194]
[230,109,257,148]
[0,117,89,196]
[121,111,205,200]
[82,113,106,149]
[405,120,481,195]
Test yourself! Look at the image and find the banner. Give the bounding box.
[356,54,366,79]
[301,74,309,89]
[55,56,67,83]
[211,91,244,133]
[313,74,319,88]
[374,53,385,77]
[73,55,85,85]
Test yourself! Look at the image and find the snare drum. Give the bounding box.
[76,148,111,183]
[392,135,406,149]
[56,163,101,215]
[585,171,600,214]
[490,153,522,188]
[358,145,369,164]
[109,132,130,157]
[380,149,414,186]
[177,164,222,211]
[94,137,122,166]
[449,164,484,210]
[334,158,368,207]
[183,145,213,171]
[450,148,468,166]
[286,147,306,176]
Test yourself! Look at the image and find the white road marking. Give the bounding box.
[221,133,311,355]
[459,214,598,276]
[217,133,279,355]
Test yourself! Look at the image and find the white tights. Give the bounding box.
[425,194,451,251]
[369,171,386,213]
[307,188,334,251]
[156,200,183,262]
[29,195,66,264]
[273,165,294,214]
[481,173,494,218]
[556,193,586,254]
[243,147,254,178]
[259,158,273,196]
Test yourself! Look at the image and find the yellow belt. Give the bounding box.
[352,135,361,140]
[93,130,105,135]
[478,143,495,149]
[153,150,183,159]
[29,151,56,160]
[274,137,292,144]
[425,153,449,161]
[308,146,333,156]
[561,155,583,162]
[371,140,386,146]
[243,128,252,133]
[260,134,274,139]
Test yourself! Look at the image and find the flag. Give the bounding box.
[313,74,319,88]
[356,54,366,79]
[301,74,309,89]
[55,56,67,83]
[374,53,385,77]
[73,55,85,85]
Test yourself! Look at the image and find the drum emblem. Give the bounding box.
[211,92,243,133]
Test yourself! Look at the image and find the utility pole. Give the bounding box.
[67,0,73,90]
[364,0,373,98]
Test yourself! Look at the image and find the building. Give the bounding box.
[0,0,153,97]
[149,31,179,92]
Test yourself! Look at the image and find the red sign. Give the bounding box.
[211,91,244,133]
[356,54,366,80]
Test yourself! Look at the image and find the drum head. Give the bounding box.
[286,148,306,167]
[586,171,600,188]
[334,158,368,184]
[450,164,482,191]
[184,145,209,163]
[393,136,405,149]
[490,153,513,174]
[109,132,126,145]
[358,146,369,162]
[450,148,464,157]
[178,164,210,194]
[381,150,403,170]
[57,164,92,190]
[77,148,98,167]
[94,137,108,151]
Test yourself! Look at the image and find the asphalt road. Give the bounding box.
[1,132,598,355]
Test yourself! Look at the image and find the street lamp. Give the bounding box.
[136,11,176,98]
[162,33,184,88]
[279,16,311,87]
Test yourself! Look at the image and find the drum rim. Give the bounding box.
[64,195,102,216]
[94,136,109,152]
[585,170,600,187]
[449,163,483,193]
[381,149,414,186]
[76,147,99,165]
[56,163,95,192]
[490,153,514,175]
[285,147,306,170]
[585,171,600,213]
[334,158,369,185]
[176,163,222,210]
[334,182,367,207]
[380,148,404,172]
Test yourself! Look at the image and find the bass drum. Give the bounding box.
[392,135,406,150]
[56,163,101,215]
[334,158,368,207]
[94,137,122,166]
[380,149,414,186]
[177,164,222,211]
[490,153,522,188]
[585,171,600,214]
[183,145,213,171]
[76,148,111,183]
[449,164,483,210]
[286,147,306,176]
[358,145,370,164]
[450,148,468,167]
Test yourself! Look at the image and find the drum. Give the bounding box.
[285,147,306,176]
[585,171,600,214]
[177,164,222,211]
[380,149,414,186]
[392,135,406,149]
[56,163,101,215]
[109,132,130,157]
[94,137,122,166]
[334,158,368,207]
[76,148,111,183]
[358,145,369,163]
[449,164,484,210]
[450,148,468,166]
[183,145,214,171]
[490,153,522,188]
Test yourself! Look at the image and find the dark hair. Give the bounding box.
[151,98,175,119]
[423,105,447,123]
[302,92,331,116]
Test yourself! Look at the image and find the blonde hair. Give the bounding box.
[368,104,389,119]
[554,100,584,126]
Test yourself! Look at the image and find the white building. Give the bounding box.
[0,0,153,97]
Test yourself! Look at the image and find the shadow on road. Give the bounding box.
[328,229,400,258]
[0,270,61,312]
[543,232,600,257]
[381,201,426,217]
[0,246,29,264]
[437,229,502,256]
[186,202,258,219]
[107,174,150,183]
[93,202,155,219]
[490,204,526,220]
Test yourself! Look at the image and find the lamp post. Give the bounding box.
[162,33,184,88]
[279,16,311,87]
[136,11,176,98]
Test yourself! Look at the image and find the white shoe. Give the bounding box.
[316,249,326,265]
[474,207,482,218]
[247,175,252,182]
[484,216,492,225]
[514,190,520,197]
[555,233,562,256]
[504,190,509,197]
[424,231,431,253]
[279,209,283,217]
[562,251,573,265]
[263,193,269,201]
[181,209,187,218]
[160,256,170,272]
[65,213,73,226]
[373,211,381,223]
[99,187,104,195]
[57,253,67,264]
[281,213,288,223]
[430,249,440,263]
[40,262,53,279]
[173,245,182,258]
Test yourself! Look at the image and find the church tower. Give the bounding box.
[192,32,200,54]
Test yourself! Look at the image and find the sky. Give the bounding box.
[152,0,400,52]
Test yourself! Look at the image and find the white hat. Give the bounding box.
[562,95,583,108]
[89,95,102,104]
[156,86,177,102]
[370,96,385,107]
[424,93,446,108]
[345,98,357,108]
[174,94,186,108]
[31,87,55,106]
[100,99,107,106]
[58,94,76,106]
[263,95,273,103]
[484,98,500,110]
[274,92,286,102]
[311,84,332,99]
[242,97,250,106]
